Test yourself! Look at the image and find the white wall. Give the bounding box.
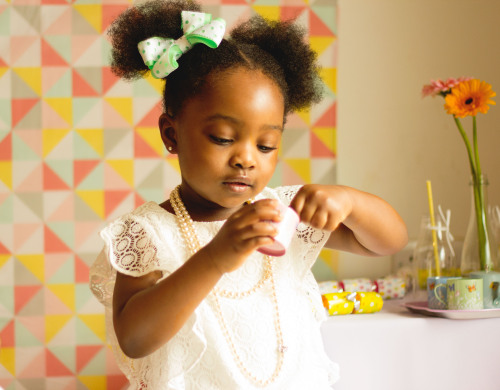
[336,0,500,278]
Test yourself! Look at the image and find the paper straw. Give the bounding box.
[426,180,441,276]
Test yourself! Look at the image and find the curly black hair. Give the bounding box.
[107,0,323,117]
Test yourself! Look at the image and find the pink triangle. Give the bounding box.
[75,256,89,283]
[309,11,335,36]
[17,316,45,345]
[44,225,72,253]
[105,190,131,218]
[281,6,306,21]
[15,285,43,314]
[15,129,43,158]
[0,320,14,347]
[72,36,99,63]
[104,164,131,190]
[136,103,162,127]
[16,162,43,192]
[45,285,72,315]
[310,132,335,158]
[43,6,71,34]
[12,99,39,128]
[46,193,74,222]
[73,69,99,97]
[102,67,120,95]
[74,160,100,188]
[76,345,103,373]
[74,222,101,250]
[282,162,305,186]
[313,102,336,127]
[42,99,71,128]
[44,253,72,282]
[10,36,38,65]
[102,5,129,31]
[0,132,12,160]
[41,39,68,66]
[46,349,73,377]
[14,224,41,252]
[43,163,70,190]
[103,100,131,127]
[134,192,145,208]
[18,348,46,378]
[134,131,159,158]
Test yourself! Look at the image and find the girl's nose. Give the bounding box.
[230,144,256,169]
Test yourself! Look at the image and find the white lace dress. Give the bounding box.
[90,185,339,389]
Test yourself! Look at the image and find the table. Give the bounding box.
[320,294,500,390]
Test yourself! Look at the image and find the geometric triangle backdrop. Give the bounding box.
[0,0,337,388]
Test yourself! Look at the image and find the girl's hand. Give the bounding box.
[204,199,282,274]
[290,184,353,231]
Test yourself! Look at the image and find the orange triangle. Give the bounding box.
[102,66,119,95]
[313,102,336,127]
[0,320,15,347]
[105,190,131,218]
[0,132,12,161]
[309,11,335,36]
[73,69,99,97]
[46,348,73,376]
[74,160,100,188]
[43,163,70,190]
[41,39,68,67]
[0,240,9,255]
[136,103,162,127]
[0,57,7,67]
[134,192,145,208]
[75,255,89,283]
[44,225,72,253]
[102,5,129,31]
[12,98,39,128]
[15,285,43,314]
[76,345,103,372]
[280,6,306,21]
[310,132,335,158]
[134,131,159,158]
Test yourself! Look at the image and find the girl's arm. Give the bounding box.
[112,199,281,359]
[290,184,408,256]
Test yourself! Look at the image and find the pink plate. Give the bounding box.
[403,301,500,320]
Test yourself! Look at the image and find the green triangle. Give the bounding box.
[47,256,75,284]
[74,130,102,160]
[48,345,76,373]
[137,164,162,189]
[102,39,112,66]
[17,193,44,220]
[133,78,162,97]
[76,317,102,344]
[0,194,13,223]
[46,159,74,188]
[0,8,10,35]
[72,98,100,128]
[15,319,43,347]
[311,5,337,34]
[0,286,14,315]
[75,284,93,312]
[45,35,72,65]
[44,68,72,98]
[46,222,74,250]
[0,100,12,129]
[75,160,103,189]
[13,133,41,161]
[79,348,106,375]
[268,163,282,188]
[135,188,164,204]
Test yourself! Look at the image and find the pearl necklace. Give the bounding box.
[170,186,286,387]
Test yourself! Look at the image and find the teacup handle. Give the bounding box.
[434,283,447,307]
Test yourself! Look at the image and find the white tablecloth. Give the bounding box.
[320,294,500,390]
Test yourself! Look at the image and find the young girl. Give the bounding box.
[90,1,408,389]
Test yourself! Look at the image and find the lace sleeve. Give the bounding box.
[101,215,162,277]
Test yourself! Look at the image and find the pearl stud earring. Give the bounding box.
[167,146,173,152]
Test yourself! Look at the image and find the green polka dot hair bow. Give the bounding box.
[138,11,226,79]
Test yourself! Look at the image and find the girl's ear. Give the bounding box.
[159,113,178,154]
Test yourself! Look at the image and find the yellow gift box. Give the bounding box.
[352,292,384,314]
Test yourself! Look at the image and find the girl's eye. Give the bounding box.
[210,135,232,145]
[258,145,277,153]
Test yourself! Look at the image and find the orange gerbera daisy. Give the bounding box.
[444,79,496,118]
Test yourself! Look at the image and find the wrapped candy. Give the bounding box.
[318,280,342,295]
[352,292,384,314]
[339,278,376,293]
[322,292,357,315]
[374,277,406,299]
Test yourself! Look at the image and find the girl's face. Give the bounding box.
[161,68,285,220]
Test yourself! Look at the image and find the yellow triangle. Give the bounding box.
[166,157,181,173]
[319,248,339,271]
[252,6,281,21]
[43,128,71,158]
[16,254,45,283]
[76,190,104,219]
[74,5,102,33]
[0,254,11,268]
[76,128,103,157]
[0,161,12,189]
[286,158,311,182]
[144,73,164,96]
[0,67,8,79]
[320,67,336,94]
[309,36,335,57]
[0,347,15,375]
[44,98,73,127]
[45,314,73,343]
[48,284,75,312]
[312,127,336,154]
[136,127,164,156]
[105,98,133,125]
[78,314,106,342]
[13,67,42,96]
[295,107,310,126]
[106,159,134,187]
[78,376,106,389]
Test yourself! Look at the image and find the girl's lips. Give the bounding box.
[223,181,252,192]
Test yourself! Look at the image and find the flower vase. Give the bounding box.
[460,174,499,274]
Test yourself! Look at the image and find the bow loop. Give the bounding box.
[137,11,226,79]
